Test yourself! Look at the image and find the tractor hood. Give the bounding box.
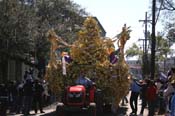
[69,85,85,92]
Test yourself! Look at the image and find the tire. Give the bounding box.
[89,103,96,116]
[56,103,64,116]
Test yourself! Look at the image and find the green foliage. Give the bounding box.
[156,35,171,61]
[0,0,88,65]
[125,43,142,58]
[0,0,37,56]
[156,0,175,46]
[167,27,175,43]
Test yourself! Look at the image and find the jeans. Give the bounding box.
[148,100,156,116]
[23,96,33,115]
[130,91,140,114]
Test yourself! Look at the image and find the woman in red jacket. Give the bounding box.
[146,80,157,116]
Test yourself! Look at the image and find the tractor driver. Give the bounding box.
[75,70,93,88]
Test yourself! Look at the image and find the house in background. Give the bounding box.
[0,55,38,83]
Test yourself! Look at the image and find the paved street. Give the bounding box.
[7,101,127,116]
[7,91,150,116]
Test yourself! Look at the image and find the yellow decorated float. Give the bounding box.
[45,17,131,115]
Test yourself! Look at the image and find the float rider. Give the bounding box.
[75,69,93,88]
[75,69,96,102]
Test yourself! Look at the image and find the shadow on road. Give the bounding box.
[40,112,55,116]
[40,112,113,116]
[40,106,128,116]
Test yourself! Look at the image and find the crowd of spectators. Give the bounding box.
[128,67,175,116]
[0,68,51,116]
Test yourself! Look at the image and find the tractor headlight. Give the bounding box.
[75,92,82,98]
[68,93,74,98]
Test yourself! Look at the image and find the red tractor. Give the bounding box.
[56,83,103,116]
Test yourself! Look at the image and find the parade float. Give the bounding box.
[45,17,131,113]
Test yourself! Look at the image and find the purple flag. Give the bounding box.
[64,55,73,63]
[109,48,120,64]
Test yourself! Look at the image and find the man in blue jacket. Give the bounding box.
[75,70,93,88]
[129,76,141,115]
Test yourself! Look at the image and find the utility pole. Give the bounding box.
[139,12,152,78]
[151,0,156,79]
[139,38,151,79]
[138,38,145,78]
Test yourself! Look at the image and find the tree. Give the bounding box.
[156,34,172,72]
[125,43,142,58]
[156,34,171,60]
[157,0,175,11]
[0,0,38,63]
[125,43,148,77]
[156,0,175,45]
[0,0,88,64]
[0,0,88,81]
[166,27,175,43]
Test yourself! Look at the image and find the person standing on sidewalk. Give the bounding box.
[139,79,149,116]
[0,83,8,116]
[23,78,34,115]
[146,80,157,116]
[16,81,24,114]
[129,77,141,115]
[33,79,45,114]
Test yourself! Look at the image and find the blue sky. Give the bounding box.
[72,0,154,49]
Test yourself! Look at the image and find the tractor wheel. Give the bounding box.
[56,103,64,116]
[89,103,96,116]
